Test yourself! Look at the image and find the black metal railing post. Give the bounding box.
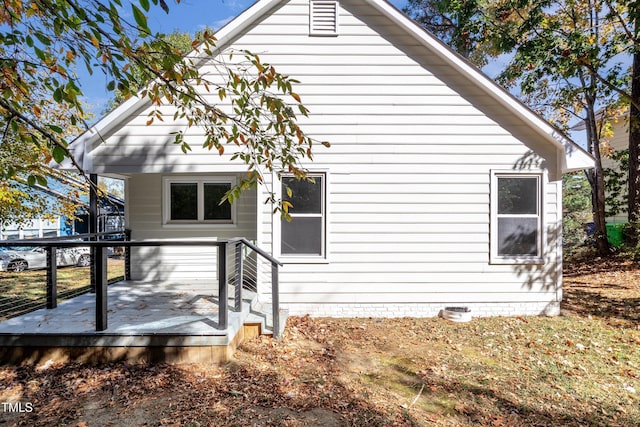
[94,245,108,331]
[89,174,99,294]
[46,246,57,309]
[218,242,228,329]
[124,229,131,280]
[234,242,243,312]
[89,245,96,294]
[271,261,280,338]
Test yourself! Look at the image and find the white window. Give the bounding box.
[163,176,236,226]
[310,0,339,36]
[491,172,543,264]
[281,174,325,257]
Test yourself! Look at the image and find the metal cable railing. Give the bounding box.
[0,236,282,337]
[0,232,127,321]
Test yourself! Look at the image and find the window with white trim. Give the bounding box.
[163,176,235,225]
[491,172,543,263]
[281,174,325,256]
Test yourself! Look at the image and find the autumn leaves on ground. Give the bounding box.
[1,259,639,426]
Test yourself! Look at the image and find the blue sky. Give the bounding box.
[81,0,260,115]
[81,0,408,116]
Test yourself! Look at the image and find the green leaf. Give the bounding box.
[27,175,36,186]
[52,146,66,163]
[140,0,150,12]
[53,88,63,102]
[34,46,47,61]
[131,4,149,30]
[48,125,63,134]
[34,32,51,46]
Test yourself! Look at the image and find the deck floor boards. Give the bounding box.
[0,280,258,347]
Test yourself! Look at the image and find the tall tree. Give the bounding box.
[626,0,640,238]
[0,0,327,215]
[403,0,488,64]
[406,0,640,255]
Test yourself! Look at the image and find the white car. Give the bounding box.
[0,247,91,272]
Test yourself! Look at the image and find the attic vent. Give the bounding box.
[310,0,339,36]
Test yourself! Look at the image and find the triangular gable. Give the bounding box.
[71,0,593,174]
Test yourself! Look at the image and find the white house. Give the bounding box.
[71,0,593,318]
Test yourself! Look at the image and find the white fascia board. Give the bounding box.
[74,0,594,175]
[69,95,151,172]
[369,0,593,173]
[564,143,597,172]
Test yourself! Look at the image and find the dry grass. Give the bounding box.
[0,258,639,426]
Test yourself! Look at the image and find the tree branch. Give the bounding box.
[0,98,85,174]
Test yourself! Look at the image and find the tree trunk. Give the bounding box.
[585,102,610,256]
[586,168,610,255]
[628,44,640,243]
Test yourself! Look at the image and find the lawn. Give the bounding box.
[0,257,639,426]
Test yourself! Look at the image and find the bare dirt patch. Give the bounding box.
[1,258,639,426]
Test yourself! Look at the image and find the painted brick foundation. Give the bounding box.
[283,301,561,318]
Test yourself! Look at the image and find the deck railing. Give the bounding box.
[0,235,283,338]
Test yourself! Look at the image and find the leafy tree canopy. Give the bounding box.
[1,0,327,216]
[406,0,639,255]
[0,91,88,228]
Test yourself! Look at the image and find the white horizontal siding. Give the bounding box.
[247,0,563,315]
[126,173,257,281]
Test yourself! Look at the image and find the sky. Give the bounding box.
[80,0,408,117]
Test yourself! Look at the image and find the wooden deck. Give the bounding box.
[0,280,276,365]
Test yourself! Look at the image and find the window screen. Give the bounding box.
[281,175,324,256]
[496,176,540,257]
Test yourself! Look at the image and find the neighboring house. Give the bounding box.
[70,0,593,318]
[0,175,125,240]
[602,115,629,224]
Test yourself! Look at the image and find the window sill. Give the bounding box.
[280,256,329,264]
[490,257,545,265]
[162,223,237,229]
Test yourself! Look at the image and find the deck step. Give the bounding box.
[244,299,289,338]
